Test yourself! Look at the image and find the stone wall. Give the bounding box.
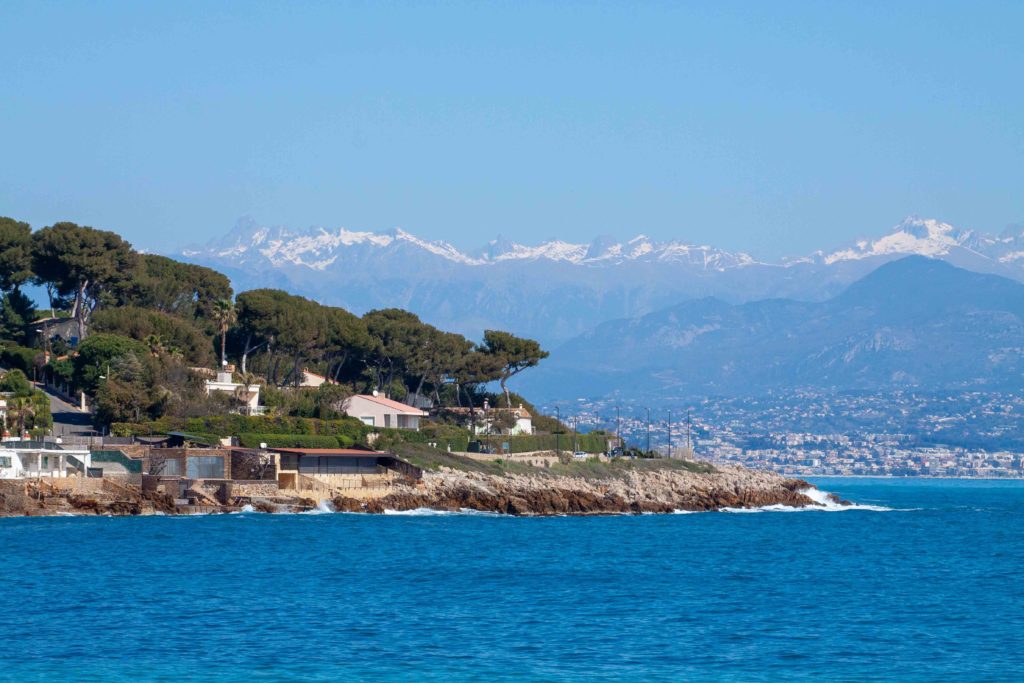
[228,481,282,498]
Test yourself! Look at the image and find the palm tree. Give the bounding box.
[211,299,237,368]
[145,334,165,357]
[233,372,262,415]
[7,396,36,437]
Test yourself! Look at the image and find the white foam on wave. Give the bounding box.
[720,487,895,513]
[300,500,336,515]
[382,507,501,517]
[234,504,256,514]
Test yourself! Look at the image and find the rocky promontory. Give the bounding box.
[335,464,829,515]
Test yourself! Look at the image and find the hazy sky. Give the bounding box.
[1,1,1021,258]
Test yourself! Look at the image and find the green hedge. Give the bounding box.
[111,415,368,441]
[376,426,609,455]
[479,433,609,454]
[373,423,476,452]
[237,433,354,449]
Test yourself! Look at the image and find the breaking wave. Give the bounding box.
[720,487,897,513]
[300,500,336,515]
[382,507,501,517]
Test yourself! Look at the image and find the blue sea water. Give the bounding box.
[1,478,1022,682]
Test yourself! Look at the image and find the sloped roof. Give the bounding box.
[348,394,428,416]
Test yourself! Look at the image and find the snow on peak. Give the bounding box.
[188,220,818,272]
[823,216,980,265]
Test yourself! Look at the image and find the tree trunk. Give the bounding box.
[73,280,89,341]
[241,334,252,373]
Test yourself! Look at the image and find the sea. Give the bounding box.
[1,477,1022,682]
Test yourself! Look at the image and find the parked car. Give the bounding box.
[572,451,588,460]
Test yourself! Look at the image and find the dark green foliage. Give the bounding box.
[0,289,36,345]
[0,217,33,291]
[110,414,368,442]
[31,222,137,341]
[72,333,149,395]
[0,369,33,396]
[0,343,42,374]
[482,329,549,400]
[125,254,232,323]
[91,306,215,365]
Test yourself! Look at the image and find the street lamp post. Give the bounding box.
[668,409,672,459]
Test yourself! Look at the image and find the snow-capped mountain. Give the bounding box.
[179,216,1024,345]
[186,218,759,270]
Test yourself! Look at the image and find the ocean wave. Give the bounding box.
[720,487,897,513]
[382,507,502,517]
[300,501,336,515]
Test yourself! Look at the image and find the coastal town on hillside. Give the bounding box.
[567,390,1024,478]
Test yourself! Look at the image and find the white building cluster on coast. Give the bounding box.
[563,389,1024,478]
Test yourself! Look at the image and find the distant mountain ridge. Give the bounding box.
[180,217,1024,345]
[515,257,1024,403]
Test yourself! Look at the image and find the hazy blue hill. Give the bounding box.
[517,256,1024,402]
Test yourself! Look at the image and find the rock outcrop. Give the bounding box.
[335,465,821,516]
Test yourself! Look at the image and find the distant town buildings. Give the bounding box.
[561,390,1024,478]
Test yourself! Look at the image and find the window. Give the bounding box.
[0,456,11,467]
[187,456,225,479]
[360,416,375,426]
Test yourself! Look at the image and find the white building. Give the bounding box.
[342,393,427,430]
[445,404,534,436]
[299,369,330,388]
[0,442,92,479]
[204,370,264,416]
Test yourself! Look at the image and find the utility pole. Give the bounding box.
[555,405,561,458]
[645,407,651,455]
[687,409,692,451]
[616,406,621,450]
[572,415,578,452]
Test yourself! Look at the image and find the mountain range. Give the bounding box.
[514,257,1024,403]
[180,217,1024,346]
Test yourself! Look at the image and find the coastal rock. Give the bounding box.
[339,465,824,516]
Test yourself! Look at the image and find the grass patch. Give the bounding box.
[548,457,717,481]
[391,443,537,476]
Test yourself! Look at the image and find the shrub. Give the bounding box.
[0,343,41,374]
[237,433,349,449]
[0,369,33,396]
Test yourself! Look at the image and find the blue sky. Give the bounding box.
[1,1,1021,258]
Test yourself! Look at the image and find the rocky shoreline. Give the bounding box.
[338,465,842,515]
[1,465,848,517]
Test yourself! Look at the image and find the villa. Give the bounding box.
[444,403,534,436]
[0,441,92,479]
[203,367,265,416]
[342,393,427,430]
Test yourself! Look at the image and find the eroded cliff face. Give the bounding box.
[335,466,821,516]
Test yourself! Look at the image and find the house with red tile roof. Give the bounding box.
[341,393,428,430]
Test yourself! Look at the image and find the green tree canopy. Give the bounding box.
[0,217,33,292]
[125,254,232,323]
[482,330,549,404]
[90,306,215,366]
[31,222,137,340]
[72,333,149,395]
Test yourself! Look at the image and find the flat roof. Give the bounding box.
[267,448,388,456]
